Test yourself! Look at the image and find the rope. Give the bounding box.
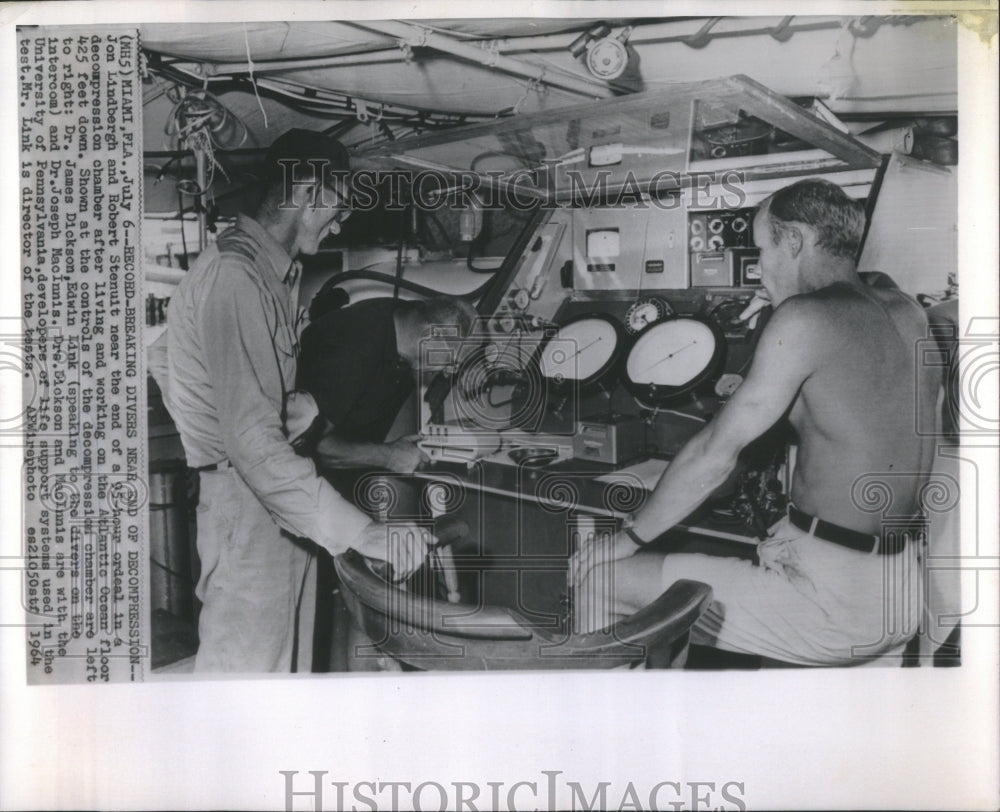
[243,23,269,128]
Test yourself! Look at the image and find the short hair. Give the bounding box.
[261,128,350,197]
[759,178,865,260]
[412,297,478,338]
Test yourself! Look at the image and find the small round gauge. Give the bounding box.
[586,38,629,80]
[509,287,531,311]
[625,297,672,334]
[536,313,625,391]
[623,314,726,404]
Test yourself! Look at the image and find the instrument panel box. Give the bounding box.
[730,247,762,286]
[572,415,647,465]
[690,251,733,287]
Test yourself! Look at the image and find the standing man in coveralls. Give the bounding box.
[165,129,430,672]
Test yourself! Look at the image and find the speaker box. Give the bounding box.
[690,251,733,286]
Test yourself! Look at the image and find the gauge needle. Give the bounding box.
[569,336,602,359]
[638,341,697,374]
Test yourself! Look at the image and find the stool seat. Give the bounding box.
[334,549,712,670]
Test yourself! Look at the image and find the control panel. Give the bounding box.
[572,205,687,291]
[434,199,771,460]
[688,207,761,287]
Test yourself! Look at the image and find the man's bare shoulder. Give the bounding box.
[747,295,829,374]
[784,282,864,315]
[760,285,914,371]
[781,283,927,335]
[871,285,931,337]
[765,290,841,340]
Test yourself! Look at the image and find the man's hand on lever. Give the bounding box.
[568,530,642,589]
[282,388,428,473]
[352,520,435,582]
[738,291,772,329]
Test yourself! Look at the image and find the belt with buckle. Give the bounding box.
[195,459,233,473]
[788,504,920,555]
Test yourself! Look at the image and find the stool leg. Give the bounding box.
[425,482,461,603]
[435,545,461,604]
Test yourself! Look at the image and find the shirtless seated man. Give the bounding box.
[570,178,941,666]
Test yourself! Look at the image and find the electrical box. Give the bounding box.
[572,415,647,465]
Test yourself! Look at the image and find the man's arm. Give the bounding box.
[296,318,426,474]
[570,299,821,585]
[631,299,818,540]
[314,429,426,475]
[198,265,378,556]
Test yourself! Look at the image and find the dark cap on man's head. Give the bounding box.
[263,128,350,191]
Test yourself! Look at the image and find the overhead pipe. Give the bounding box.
[348,19,614,100]
[370,154,549,202]
[200,49,403,76]
[192,15,926,85]
[493,15,875,53]
[198,16,856,76]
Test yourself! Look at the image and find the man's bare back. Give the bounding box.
[787,282,940,533]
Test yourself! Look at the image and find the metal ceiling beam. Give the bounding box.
[349,19,614,100]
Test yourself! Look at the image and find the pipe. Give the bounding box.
[202,49,404,76]
[494,15,853,53]
[321,269,496,302]
[194,149,208,251]
[198,16,856,76]
[349,20,614,100]
[376,154,549,202]
[855,126,914,155]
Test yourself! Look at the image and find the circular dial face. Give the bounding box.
[625,317,720,392]
[539,315,621,385]
[586,39,628,79]
[625,298,671,334]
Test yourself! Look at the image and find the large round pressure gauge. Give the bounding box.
[623,314,726,404]
[536,313,625,391]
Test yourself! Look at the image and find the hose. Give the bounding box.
[317,269,495,302]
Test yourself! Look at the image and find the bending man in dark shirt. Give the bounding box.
[293,294,477,670]
[296,295,478,478]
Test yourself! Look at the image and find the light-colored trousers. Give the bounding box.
[665,515,923,666]
[193,468,316,673]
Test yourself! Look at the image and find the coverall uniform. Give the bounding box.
[166,214,370,672]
